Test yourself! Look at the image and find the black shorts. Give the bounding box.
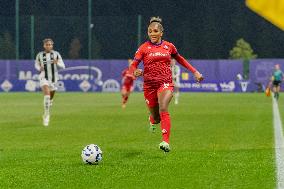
[273,80,281,87]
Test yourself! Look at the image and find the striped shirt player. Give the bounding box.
[35,38,65,126]
[35,50,65,90]
[171,60,181,87]
[171,59,181,104]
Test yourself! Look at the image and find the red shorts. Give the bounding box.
[122,85,134,92]
[144,83,174,108]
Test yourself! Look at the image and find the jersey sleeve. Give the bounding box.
[133,46,144,63]
[56,52,65,69]
[34,53,42,71]
[170,43,178,56]
[129,45,144,74]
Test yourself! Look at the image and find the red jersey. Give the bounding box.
[122,68,134,86]
[130,40,196,89]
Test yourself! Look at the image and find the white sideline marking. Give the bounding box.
[273,97,284,189]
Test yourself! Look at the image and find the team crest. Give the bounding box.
[163,45,169,50]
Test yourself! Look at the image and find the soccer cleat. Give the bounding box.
[42,115,50,127]
[159,141,170,152]
[149,122,156,133]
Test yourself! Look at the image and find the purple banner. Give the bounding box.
[0,59,254,92]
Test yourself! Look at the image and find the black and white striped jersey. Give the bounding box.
[35,50,65,83]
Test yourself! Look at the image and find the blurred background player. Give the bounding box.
[35,38,65,126]
[171,59,181,105]
[130,17,203,152]
[271,64,283,100]
[121,59,135,108]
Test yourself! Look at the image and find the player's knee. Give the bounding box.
[159,104,168,113]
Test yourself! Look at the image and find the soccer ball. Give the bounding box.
[81,144,103,164]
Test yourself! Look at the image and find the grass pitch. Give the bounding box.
[0,93,276,189]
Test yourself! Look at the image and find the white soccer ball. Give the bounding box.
[81,144,103,165]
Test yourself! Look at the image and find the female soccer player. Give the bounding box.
[121,59,135,108]
[130,17,203,152]
[35,38,65,126]
[271,64,283,100]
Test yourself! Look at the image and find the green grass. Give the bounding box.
[0,93,276,189]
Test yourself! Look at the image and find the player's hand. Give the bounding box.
[40,66,44,71]
[194,71,204,82]
[53,59,58,64]
[134,69,143,77]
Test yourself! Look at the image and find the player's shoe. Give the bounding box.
[42,114,50,127]
[149,122,156,132]
[122,103,126,109]
[159,141,170,152]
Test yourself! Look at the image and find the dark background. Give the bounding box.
[0,0,283,59]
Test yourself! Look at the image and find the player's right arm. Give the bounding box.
[129,45,144,77]
[34,52,43,72]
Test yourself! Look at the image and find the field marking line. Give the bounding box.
[272,97,284,189]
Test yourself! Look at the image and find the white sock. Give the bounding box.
[44,95,50,116]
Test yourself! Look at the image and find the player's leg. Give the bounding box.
[50,90,55,106]
[158,87,174,152]
[174,86,180,105]
[42,85,51,126]
[273,83,277,99]
[277,85,281,100]
[144,89,160,132]
[121,87,129,108]
[147,105,160,132]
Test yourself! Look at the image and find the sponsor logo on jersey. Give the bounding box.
[149,52,170,57]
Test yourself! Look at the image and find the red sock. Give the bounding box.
[149,115,156,124]
[160,112,171,143]
[122,96,128,104]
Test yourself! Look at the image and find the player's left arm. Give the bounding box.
[170,43,203,82]
[54,52,65,69]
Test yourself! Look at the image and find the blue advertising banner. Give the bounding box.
[0,59,264,92]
